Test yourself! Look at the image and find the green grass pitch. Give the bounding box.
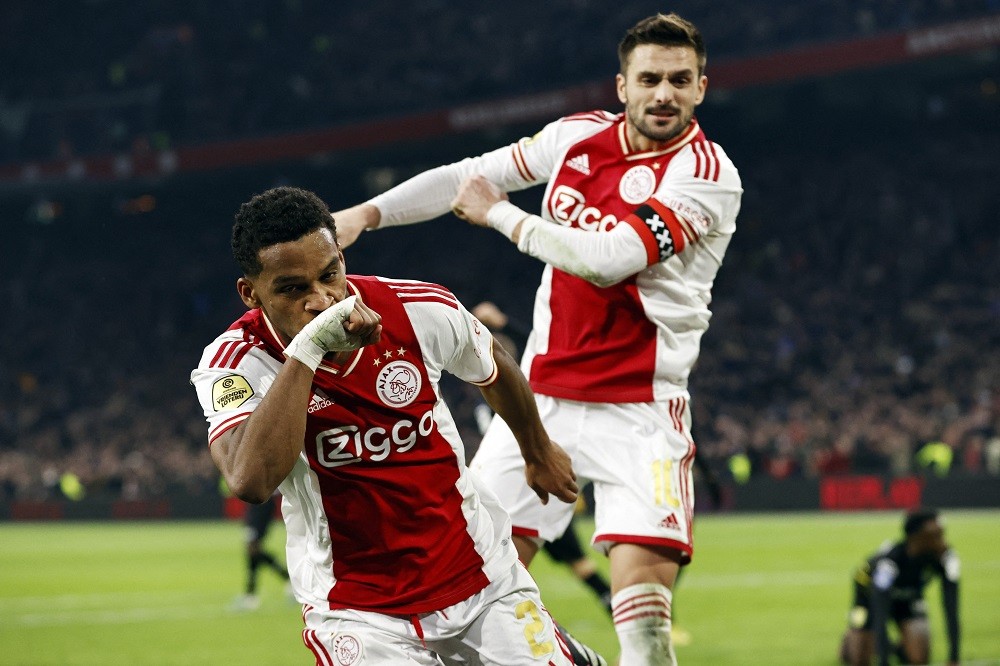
[1,510,997,664]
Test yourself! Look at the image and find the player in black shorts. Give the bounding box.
[543,509,613,614]
[232,492,289,611]
[839,508,960,666]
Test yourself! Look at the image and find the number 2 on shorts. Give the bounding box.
[515,600,554,657]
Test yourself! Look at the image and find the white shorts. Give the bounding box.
[301,561,573,665]
[471,394,696,562]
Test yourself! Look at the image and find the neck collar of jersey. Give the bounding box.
[619,117,700,161]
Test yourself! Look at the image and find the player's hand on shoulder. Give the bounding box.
[524,439,578,506]
[451,176,508,227]
[331,203,380,249]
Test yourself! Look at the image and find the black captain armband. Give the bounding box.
[626,201,687,263]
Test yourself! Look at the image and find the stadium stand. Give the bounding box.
[1,0,998,161]
[0,2,997,502]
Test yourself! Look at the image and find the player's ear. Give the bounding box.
[695,74,708,105]
[616,72,627,104]
[237,277,261,309]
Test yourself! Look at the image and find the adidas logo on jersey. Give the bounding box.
[565,153,591,175]
[658,513,681,531]
[308,391,335,414]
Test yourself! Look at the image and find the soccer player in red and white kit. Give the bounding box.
[333,14,741,665]
[191,187,584,665]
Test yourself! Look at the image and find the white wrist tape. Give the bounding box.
[486,201,533,240]
[283,295,359,371]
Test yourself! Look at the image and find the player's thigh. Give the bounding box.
[436,564,572,666]
[579,401,695,562]
[841,628,874,665]
[899,617,930,664]
[302,606,438,665]
[542,523,585,564]
[471,396,581,541]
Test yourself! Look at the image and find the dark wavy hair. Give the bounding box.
[618,13,706,75]
[903,507,939,537]
[231,186,337,276]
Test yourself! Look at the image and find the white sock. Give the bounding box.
[611,583,676,666]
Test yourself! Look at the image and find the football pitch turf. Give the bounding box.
[1,510,997,665]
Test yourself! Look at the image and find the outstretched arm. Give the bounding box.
[941,549,961,665]
[478,342,578,505]
[330,204,381,249]
[451,176,648,287]
[869,556,899,666]
[870,586,892,666]
[331,137,547,248]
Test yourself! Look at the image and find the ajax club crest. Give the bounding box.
[619,165,657,204]
[376,360,421,407]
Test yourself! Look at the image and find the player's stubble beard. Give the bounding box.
[626,101,692,145]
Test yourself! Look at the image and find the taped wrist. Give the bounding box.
[486,201,536,241]
[283,295,358,371]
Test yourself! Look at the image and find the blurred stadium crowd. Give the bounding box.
[1,1,998,501]
[1,0,998,161]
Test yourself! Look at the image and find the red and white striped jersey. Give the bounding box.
[515,113,741,402]
[190,275,516,614]
[372,111,741,403]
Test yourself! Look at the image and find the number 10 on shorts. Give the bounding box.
[652,459,681,508]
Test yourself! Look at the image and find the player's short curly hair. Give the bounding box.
[232,186,338,276]
[618,13,706,76]
[904,507,939,537]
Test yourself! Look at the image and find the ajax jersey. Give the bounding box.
[486,112,741,403]
[191,276,516,615]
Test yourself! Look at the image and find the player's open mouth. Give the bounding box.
[649,109,677,121]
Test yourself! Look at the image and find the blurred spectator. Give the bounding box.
[1,3,998,500]
[1,0,997,162]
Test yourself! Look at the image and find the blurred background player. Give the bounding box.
[335,14,740,663]
[231,491,290,611]
[839,508,960,666]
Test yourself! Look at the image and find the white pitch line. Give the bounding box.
[8,603,231,627]
[0,590,215,611]
[677,560,1000,590]
[680,570,841,589]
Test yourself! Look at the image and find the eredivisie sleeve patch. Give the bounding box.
[212,374,255,411]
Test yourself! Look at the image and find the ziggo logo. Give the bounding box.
[314,410,434,467]
[549,185,620,232]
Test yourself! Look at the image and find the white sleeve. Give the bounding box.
[403,297,498,386]
[611,141,741,266]
[189,341,277,445]
[871,558,900,591]
[649,142,742,250]
[941,549,961,582]
[486,201,648,287]
[369,115,598,228]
